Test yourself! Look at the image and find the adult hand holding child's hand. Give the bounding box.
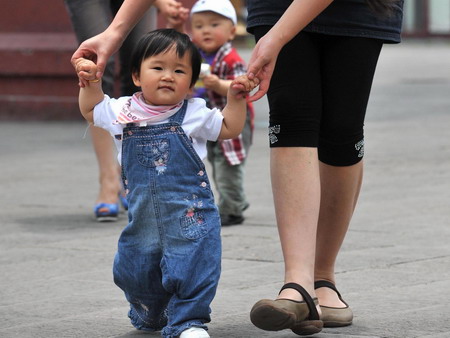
[75,58,100,86]
[229,75,260,99]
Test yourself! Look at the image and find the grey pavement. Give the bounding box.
[1,40,450,338]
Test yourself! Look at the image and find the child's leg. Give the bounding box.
[113,216,170,331]
[160,213,222,338]
[207,142,249,220]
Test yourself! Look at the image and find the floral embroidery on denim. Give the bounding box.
[136,138,170,171]
[269,125,281,144]
[155,158,167,175]
[184,194,203,218]
[180,194,207,240]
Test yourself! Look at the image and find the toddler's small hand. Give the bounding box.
[75,58,99,85]
[230,75,260,99]
[203,74,219,89]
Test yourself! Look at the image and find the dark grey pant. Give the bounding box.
[206,110,253,217]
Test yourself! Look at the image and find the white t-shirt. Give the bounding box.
[93,96,224,164]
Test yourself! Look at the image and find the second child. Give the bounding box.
[75,29,258,338]
[189,0,255,226]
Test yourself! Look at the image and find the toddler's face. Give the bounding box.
[132,46,193,106]
[191,11,236,53]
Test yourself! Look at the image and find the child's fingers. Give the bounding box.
[78,78,88,88]
[236,75,260,92]
[252,77,260,88]
[231,82,245,92]
[75,59,98,83]
[78,71,99,86]
[232,79,250,92]
[231,75,261,98]
[75,58,96,72]
[78,70,95,80]
[78,63,95,73]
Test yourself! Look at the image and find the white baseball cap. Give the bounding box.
[190,0,237,25]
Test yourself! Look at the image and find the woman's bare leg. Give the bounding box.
[90,126,121,205]
[314,160,363,307]
[271,147,321,302]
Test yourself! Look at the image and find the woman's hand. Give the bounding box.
[70,0,158,86]
[155,0,189,29]
[246,0,334,101]
[71,30,122,87]
[246,33,283,102]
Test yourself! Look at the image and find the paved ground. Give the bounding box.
[1,40,450,338]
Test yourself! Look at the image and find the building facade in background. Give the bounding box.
[0,0,448,120]
[401,0,450,37]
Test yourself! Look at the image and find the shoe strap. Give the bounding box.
[314,280,343,301]
[279,282,320,320]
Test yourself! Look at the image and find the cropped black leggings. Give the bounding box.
[253,27,383,166]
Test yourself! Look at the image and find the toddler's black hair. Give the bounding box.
[130,29,201,88]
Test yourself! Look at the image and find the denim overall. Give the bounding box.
[113,100,222,338]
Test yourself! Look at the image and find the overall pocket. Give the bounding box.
[136,138,170,174]
[180,207,208,240]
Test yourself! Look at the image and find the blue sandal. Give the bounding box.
[94,202,119,222]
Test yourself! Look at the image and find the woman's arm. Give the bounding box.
[247,0,334,101]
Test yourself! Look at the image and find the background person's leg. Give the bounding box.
[89,127,121,205]
[65,0,121,216]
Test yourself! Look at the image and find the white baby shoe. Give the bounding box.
[179,327,210,338]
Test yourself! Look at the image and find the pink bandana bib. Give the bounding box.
[115,92,183,125]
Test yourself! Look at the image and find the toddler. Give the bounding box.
[75,28,258,338]
[189,0,255,226]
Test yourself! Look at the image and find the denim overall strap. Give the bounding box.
[169,99,188,124]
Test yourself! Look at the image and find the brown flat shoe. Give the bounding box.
[250,283,323,336]
[314,280,353,327]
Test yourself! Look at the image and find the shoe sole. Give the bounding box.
[323,320,352,327]
[250,302,296,331]
[251,299,323,335]
[96,216,118,222]
[251,303,323,335]
[291,320,323,335]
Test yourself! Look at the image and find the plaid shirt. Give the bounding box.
[195,42,254,165]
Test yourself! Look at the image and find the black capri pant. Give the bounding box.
[253,27,383,166]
